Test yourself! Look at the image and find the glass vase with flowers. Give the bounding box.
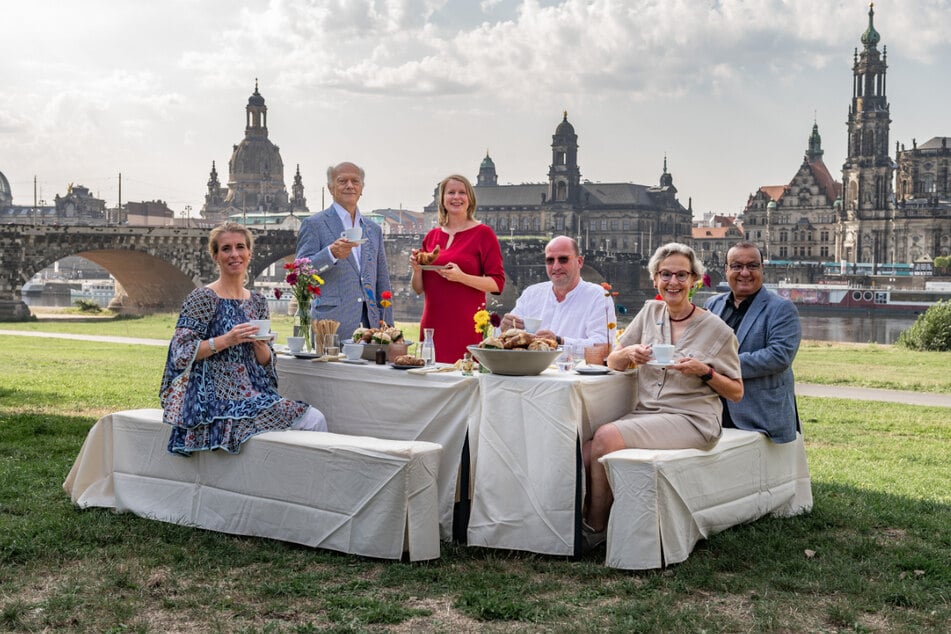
[283,257,324,353]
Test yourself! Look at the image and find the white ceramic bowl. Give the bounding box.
[466,345,562,376]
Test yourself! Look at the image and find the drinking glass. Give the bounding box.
[323,334,340,357]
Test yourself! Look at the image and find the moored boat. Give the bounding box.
[768,283,951,315]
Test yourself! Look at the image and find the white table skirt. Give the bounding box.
[601,429,813,569]
[466,369,636,555]
[277,357,480,540]
[63,409,443,561]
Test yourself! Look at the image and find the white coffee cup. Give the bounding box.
[652,344,675,364]
[522,317,542,334]
[249,319,270,337]
[340,227,362,242]
[287,336,305,353]
[343,342,363,361]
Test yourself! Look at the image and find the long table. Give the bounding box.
[276,355,635,553]
[277,357,480,541]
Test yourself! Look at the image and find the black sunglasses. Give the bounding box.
[545,256,572,265]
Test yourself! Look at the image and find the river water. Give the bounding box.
[23,291,917,345]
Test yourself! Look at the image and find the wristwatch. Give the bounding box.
[699,366,714,382]
[555,336,563,345]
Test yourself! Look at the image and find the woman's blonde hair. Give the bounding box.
[436,174,477,226]
[208,222,254,260]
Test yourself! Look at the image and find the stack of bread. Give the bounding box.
[479,328,558,351]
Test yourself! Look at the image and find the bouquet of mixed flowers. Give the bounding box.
[473,304,501,340]
[283,258,324,348]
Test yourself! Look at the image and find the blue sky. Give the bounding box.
[2,0,948,218]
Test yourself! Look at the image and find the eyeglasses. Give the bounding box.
[728,262,762,272]
[545,255,572,265]
[657,270,692,282]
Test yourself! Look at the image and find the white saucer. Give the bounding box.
[576,366,611,375]
[420,265,449,271]
[647,360,674,367]
[340,358,368,364]
[345,238,368,245]
[250,334,274,341]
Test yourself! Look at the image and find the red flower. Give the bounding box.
[273,288,283,300]
[490,312,502,328]
[286,272,298,286]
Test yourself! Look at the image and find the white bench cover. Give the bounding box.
[600,428,813,570]
[63,409,442,561]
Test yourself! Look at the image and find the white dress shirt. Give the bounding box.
[511,280,616,348]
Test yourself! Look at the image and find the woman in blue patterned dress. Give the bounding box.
[160,222,326,455]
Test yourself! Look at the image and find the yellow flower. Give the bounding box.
[473,309,491,336]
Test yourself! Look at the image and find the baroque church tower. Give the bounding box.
[839,3,894,264]
[548,112,581,205]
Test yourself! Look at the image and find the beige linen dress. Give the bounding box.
[612,301,741,450]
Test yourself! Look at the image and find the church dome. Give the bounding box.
[480,153,496,170]
[861,4,880,49]
[555,111,575,136]
[229,137,284,181]
[248,84,266,107]
[0,169,11,205]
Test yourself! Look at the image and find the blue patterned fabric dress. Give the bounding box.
[160,287,310,455]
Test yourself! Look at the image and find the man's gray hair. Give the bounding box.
[326,162,366,186]
[647,242,705,278]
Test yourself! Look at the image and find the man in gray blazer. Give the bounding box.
[705,242,801,443]
[296,162,393,337]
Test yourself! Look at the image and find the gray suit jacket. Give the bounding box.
[706,289,801,443]
[296,206,393,337]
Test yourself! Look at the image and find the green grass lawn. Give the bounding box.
[1,318,949,632]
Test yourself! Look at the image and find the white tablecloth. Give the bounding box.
[466,369,636,556]
[277,357,480,540]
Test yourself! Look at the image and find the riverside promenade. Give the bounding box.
[3,330,950,409]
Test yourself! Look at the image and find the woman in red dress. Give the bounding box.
[410,174,505,363]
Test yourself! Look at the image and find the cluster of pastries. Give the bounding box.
[352,325,404,344]
[393,355,425,367]
[479,328,558,351]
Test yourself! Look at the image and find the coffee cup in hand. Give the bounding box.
[651,344,675,364]
[249,319,270,337]
[340,227,362,242]
[522,317,542,334]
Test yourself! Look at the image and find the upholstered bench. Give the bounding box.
[599,428,813,570]
[64,409,442,561]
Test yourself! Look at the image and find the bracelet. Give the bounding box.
[208,337,217,354]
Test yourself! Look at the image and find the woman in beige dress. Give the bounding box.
[582,242,743,548]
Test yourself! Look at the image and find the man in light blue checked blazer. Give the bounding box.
[296,162,393,337]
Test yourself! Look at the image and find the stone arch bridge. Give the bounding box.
[0,224,655,321]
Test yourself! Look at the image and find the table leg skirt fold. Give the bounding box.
[64,409,443,561]
[600,429,813,570]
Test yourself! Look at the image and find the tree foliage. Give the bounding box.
[897,300,951,351]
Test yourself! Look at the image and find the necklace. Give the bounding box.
[669,304,696,322]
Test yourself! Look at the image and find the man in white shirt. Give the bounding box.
[500,236,616,348]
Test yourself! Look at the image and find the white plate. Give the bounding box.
[419,265,449,271]
[576,366,611,375]
[647,360,674,367]
[340,358,368,364]
[344,238,368,245]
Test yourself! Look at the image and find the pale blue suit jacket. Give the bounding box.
[296,206,393,337]
[705,288,801,443]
